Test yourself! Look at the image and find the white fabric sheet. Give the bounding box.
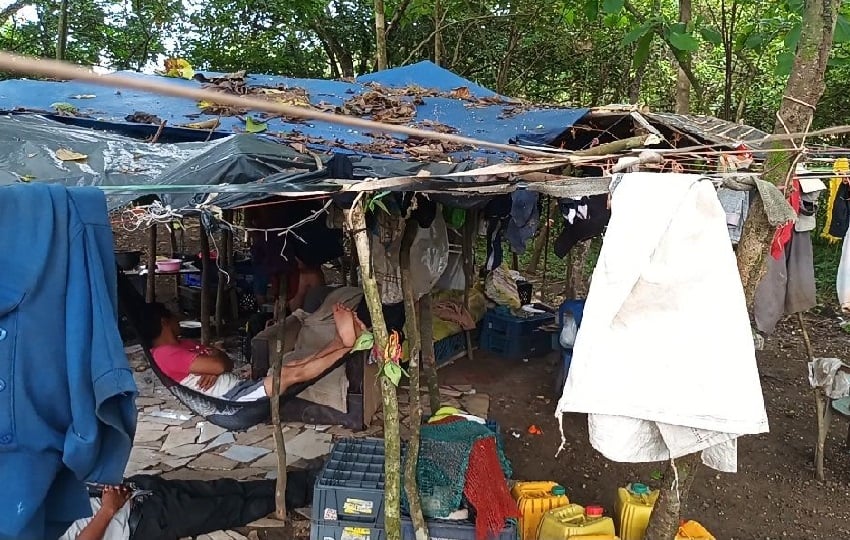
[555,173,769,473]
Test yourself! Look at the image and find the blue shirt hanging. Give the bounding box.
[0,184,137,540]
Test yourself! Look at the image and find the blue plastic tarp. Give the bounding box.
[0,61,588,159]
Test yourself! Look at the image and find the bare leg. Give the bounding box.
[263,307,366,396]
[332,303,359,347]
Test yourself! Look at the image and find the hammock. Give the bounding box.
[116,270,350,432]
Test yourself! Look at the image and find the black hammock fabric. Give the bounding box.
[116,271,349,432]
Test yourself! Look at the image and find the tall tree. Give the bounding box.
[375,0,388,69]
[56,0,69,60]
[675,0,692,113]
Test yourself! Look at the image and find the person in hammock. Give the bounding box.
[138,302,365,401]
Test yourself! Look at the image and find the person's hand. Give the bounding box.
[198,374,219,391]
[101,486,131,517]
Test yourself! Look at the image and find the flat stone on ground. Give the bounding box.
[161,427,198,450]
[163,443,206,458]
[221,445,271,463]
[285,431,332,461]
[197,422,229,444]
[189,453,238,471]
[204,432,236,451]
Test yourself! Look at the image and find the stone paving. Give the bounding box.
[124,345,489,538]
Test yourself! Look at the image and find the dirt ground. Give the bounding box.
[435,313,850,540]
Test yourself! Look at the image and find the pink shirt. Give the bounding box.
[151,339,212,381]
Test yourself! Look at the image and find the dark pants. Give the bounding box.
[126,470,316,540]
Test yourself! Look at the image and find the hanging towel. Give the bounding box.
[555,173,768,473]
[823,158,850,243]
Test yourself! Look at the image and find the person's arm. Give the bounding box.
[188,352,232,375]
[76,487,131,540]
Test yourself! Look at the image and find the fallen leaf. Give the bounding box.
[245,116,267,133]
[56,148,88,161]
[162,58,195,80]
[182,119,220,130]
[450,86,471,99]
[20,175,35,182]
[70,94,96,99]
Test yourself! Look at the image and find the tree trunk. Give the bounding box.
[400,220,428,540]
[675,0,692,114]
[271,277,289,520]
[644,453,701,540]
[646,3,840,537]
[419,293,441,414]
[374,0,388,70]
[528,197,556,274]
[346,200,401,540]
[735,0,839,306]
[565,240,591,299]
[56,0,69,61]
[433,0,442,66]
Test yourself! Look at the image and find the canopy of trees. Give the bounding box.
[3,0,850,133]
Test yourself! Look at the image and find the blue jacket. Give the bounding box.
[0,184,137,539]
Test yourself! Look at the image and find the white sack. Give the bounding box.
[555,173,769,473]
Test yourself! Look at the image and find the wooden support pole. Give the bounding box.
[799,312,830,480]
[419,293,441,415]
[199,220,212,345]
[169,226,179,301]
[346,198,401,540]
[400,220,428,540]
[271,278,289,520]
[461,211,476,362]
[215,229,226,337]
[146,225,157,303]
[542,196,552,298]
[528,199,557,274]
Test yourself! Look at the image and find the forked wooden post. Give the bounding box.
[199,220,212,345]
[146,224,157,303]
[346,197,401,540]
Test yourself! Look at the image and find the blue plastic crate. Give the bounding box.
[434,332,468,367]
[401,516,518,540]
[311,521,387,540]
[312,439,388,526]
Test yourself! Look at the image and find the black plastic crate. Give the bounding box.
[480,329,551,360]
[312,439,388,526]
[401,516,518,540]
[482,308,554,339]
[310,521,387,540]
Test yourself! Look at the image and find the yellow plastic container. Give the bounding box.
[537,503,617,539]
[615,483,659,540]
[511,481,570,540]
[675,520,715,540]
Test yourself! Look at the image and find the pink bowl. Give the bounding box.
[156,259,182,272]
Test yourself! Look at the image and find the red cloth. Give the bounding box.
[151,339,212,381]
[771,178,801,259]
[463,437,519,540]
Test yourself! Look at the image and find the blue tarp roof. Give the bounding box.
[0,61,588,161]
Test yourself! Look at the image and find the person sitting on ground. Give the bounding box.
[138,302,365,401]
[60,471,316,540]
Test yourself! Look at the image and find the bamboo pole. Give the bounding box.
[146,225,157,303]
[528,199,557,274]
[215,228,226,337]
[271,279,289,519]
[400,220,428,540]
[541,196,552,297]
[346,198,401,540]
[419,293,441,414]
[199,220,212,345]
[169,226,179,300]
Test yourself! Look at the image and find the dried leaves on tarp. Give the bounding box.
[340,87,418,125]
[194,70,315,119]
[161,58,195,80]
[55,148,87,161]
[125,111,163,125]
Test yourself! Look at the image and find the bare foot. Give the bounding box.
[333,303,358,347]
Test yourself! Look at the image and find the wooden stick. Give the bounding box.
[528,198,557,274]
[419,293,441,414]
[271,278,289,520]
[215,229,226,337]
[400,220,428,540]
[799,312,829,480]
[199,220,212,345]
[146,224,157,303]
[461,211,476,362]
[541,196,552,297]
[346,199,401,540]
[169,226,179,301]
[0,52,565,159]
[644,453,701,540]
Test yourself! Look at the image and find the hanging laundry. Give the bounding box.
[555,173,768,473]
[483,196,512,271]
[754,176,823,335]
[553,194,610,258]
[716,188,749,244]
[770,178,800,259]
[0,184,137,540]
[505,190,539,255]
[837,231,850,312]
[822,158,849,243]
